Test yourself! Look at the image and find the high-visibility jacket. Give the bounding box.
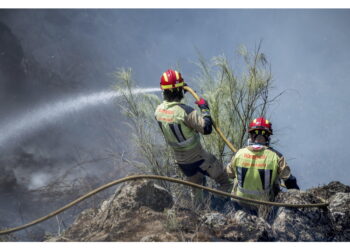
[226,144,291,201]
[155,101,212,164]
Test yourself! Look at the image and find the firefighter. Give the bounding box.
[226,117,299,214]
[155,69,232,208]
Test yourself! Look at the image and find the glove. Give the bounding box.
[195,98,210,117]
[284,175,300,190]
[195,98,209,110]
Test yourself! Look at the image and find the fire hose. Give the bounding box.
[0,86,329,236]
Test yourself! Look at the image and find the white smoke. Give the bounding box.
[28,172,52,190]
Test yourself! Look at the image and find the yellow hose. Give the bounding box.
[0,174,329,235]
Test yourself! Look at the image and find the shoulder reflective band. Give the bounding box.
[161,82,185,90]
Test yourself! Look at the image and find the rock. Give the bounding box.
[140,233,179,242]
[227,211,273,241]
[328,192,350,241]
[65,208,98,240]
[51,179,174,241]
[204,210,273,241]
[135,181,174,212]
[104,178,174,213]
[45,236,71,242]
[308,181,350,200]
[272,189,332,241]
[45,179,350,242]
[201,212,227,230]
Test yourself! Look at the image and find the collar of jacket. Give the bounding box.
[162,100,183,108]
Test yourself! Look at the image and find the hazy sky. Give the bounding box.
[1,9,349,190]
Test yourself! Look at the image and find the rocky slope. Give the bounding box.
[47,179,350,242]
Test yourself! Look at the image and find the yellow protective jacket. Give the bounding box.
[155,100,212,164]
[226,144,291,201]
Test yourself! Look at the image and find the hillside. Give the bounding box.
[46,178,350,242]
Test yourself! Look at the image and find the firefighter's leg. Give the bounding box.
[200,153,233,193]
[214,171,233,193]
[186,171,206,209]
[197,153,233,211]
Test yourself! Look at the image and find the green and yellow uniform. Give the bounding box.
[227,144,292,204]
[155,100,231,206]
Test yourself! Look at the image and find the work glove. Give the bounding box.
[195,98,209,109]
[284,175,300,190]
[195,98,210,117]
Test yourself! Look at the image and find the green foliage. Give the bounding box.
[193,43,279,165]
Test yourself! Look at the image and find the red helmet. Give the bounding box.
[248,117,273,135]
[160,69,185,90]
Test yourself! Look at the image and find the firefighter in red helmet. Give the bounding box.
[155,69,232,209]
[226,117,299,215]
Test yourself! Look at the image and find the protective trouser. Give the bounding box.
[178,152,232,208]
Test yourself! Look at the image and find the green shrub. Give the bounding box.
[113,68,181,190]
[193,43,278,165]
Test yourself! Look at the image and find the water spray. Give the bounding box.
[0,88,160,148]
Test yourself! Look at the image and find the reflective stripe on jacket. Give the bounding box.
[227,145,291,201]
[155,101,205,152]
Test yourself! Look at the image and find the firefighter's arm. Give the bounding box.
[183,101,212,135]
[277,156,300,190]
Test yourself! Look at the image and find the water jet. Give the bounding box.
[0,88,160,149]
